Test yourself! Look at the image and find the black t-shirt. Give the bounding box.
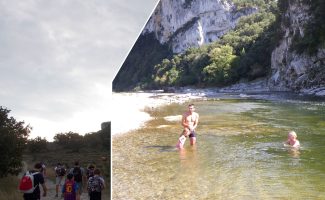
[23,170,45,200]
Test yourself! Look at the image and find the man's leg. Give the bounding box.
[176,135,186,149]
[55,177,59,197]
[176,129,190,149]
[189,131,196,145]
[190,137,196,145]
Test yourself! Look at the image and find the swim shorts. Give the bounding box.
[189,131,196,138]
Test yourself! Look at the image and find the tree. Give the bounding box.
[0,106,31,177]
[27,136,48,153]
[83,132,103,148]
[203,45,237,85]
[53,132,84,152]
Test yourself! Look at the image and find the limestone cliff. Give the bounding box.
[142,0,257,53]
[269,1,325,96]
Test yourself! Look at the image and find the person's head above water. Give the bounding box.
[287,130,300,148]
[288,130,297,140]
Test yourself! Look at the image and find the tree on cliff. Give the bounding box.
[0,106,31,177]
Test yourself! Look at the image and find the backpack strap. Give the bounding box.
[31,172,40,176]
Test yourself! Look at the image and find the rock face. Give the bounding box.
[269,1,325,95]
[142,0,257,53]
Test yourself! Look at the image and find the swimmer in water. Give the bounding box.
[285,130,300,148]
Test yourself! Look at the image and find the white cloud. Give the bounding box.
[0,0,159,141]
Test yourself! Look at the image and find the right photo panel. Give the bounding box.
[112,0,325,199]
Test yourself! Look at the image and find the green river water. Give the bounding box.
[112,93,325,200]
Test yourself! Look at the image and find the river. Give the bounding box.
[112,92,325,199]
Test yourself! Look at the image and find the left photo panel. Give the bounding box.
[0,0,158,199]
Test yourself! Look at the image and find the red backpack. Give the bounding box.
[19,171,39,193]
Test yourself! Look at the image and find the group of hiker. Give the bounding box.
[19,161,106,200]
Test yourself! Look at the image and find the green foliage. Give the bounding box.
[233,0,266,9]
[54,132,84,152]
[0,106,30,177]
[221,11,276,54]
[113,33,172,91]
[203,45,238,85]
[0,175,21,199]
[27,136,47,153]
[53,128,109,152]
[84,132,103,148]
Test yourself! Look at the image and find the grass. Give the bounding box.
[0,175,22,200]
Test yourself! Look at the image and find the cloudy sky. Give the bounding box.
[0,0,159,141]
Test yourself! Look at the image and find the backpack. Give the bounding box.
[87,176,103,192]
[19,171,39,193]
[86,168,94,179]
[55,166,66,177]
[72,167,82,182]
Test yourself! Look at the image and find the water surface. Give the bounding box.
[113,94,325,199]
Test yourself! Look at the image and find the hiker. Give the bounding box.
[176,104,199,149]
[54,162,66,197]
[69,161,85,196]
[87,169,105,200]
[20,162,47,200]
[40,162,46,179]
[62,173,79,200]
[285,130,300,148]
[86,164,95,180]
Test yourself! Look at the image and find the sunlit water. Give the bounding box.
[112,93,325,200]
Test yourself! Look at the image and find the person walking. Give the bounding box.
[20,162,47,200]
[69,161,85,197]
[87,169,105,200]
[54,162,66,197]
[62,173,79,200]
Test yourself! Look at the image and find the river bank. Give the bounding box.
[111,82,325,137]
[111,91,206,136]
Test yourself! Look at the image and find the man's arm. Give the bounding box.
[100,177,106,189]
[181,114,188,128]
[192,113,199,130]
[41,183,47,197]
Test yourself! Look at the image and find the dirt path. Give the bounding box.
[20,162,89,200]
[42,178,89,200]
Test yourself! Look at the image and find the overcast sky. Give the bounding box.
[0,0,159,141]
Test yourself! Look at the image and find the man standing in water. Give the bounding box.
[176,104,199,149]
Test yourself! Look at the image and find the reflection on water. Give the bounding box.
[113,94,325,199]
